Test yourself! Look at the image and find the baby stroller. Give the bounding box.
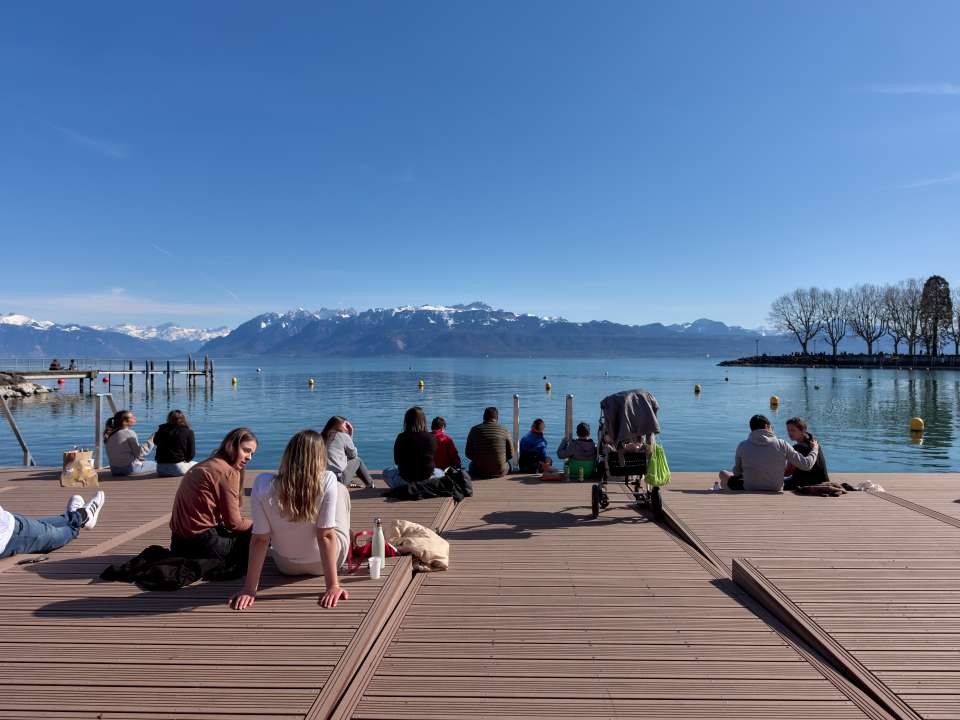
[591,388,663,519]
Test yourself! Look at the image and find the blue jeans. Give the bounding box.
[111,460,157,477]
[382,466,444,489]
[1,511,84,558]
[157,461,196,477]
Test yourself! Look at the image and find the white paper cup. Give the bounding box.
[369,556,382,580]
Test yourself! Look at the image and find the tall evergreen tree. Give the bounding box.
[919,275,952,357]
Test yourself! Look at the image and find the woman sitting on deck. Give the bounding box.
[104,410,157,477]
[154,410,197,477]
[170,427,257,567]
[782,416,830,491]
[230,429,351,611]
[321,415,375,488]
[382,406,442,489]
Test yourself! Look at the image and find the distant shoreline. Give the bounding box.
[719,354,960,371]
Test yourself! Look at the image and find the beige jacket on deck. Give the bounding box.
[389,520,449,572]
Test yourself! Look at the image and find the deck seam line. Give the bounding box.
[304,496,458,720]
[868,490,960,530]
[326,497,468,720]
[733,558,921,720]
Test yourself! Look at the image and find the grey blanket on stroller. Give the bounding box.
[601,389,660,444]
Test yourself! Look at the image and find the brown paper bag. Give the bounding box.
[60,449,99,488]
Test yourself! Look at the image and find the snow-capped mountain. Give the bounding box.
[0,313,225,358]
[95,322,230,346]
[0,313,56,331]
[201,303,796,358]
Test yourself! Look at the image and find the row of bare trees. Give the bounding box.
[769,276,960,358]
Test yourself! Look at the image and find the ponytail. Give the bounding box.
[103,410,133,442]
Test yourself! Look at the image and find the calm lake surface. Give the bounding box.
[2,357,958,473]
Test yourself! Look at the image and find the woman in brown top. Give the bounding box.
[170,428,258,565]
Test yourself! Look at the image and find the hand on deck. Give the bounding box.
[229,589,256,611]
[319,585,349,609]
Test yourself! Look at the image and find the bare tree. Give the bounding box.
[883,284,906,354]
[920,275,952,357]
[769,288,823,354]
[819,288,849,358]
[948,286,960,356]
[883,278,923,356]
[847,283,887,356]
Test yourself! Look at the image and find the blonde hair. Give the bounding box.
[273,429,327,523]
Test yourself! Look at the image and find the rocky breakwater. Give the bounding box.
[0,373,55,399]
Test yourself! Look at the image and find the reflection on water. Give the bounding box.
[1,358,957,472]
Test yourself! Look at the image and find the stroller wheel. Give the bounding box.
[650,486,663,517]
[599,491,610,509]
[590,484,601,519]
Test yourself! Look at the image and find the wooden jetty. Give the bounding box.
[1,355,214,393]
[0,467,957,719]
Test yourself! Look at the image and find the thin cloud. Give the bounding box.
[151,243,242,302]
[49,123,129,159]
[0,290,231,320]
[899,171,960,189]
[868,82,960,96]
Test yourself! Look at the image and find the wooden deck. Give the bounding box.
[0,467,956,718]
[662,472,960,720]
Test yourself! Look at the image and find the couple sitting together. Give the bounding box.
[719,414,829,492]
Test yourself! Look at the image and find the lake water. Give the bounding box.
[2,357,958,473]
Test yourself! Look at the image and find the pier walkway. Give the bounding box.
[0,468,956,718]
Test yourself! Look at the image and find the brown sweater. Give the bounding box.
[170,457,251,538]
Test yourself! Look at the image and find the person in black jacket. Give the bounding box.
[382,406,440,489]
[783,416,830,491]
[155,410,197,477]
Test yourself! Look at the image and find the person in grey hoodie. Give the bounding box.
[719,414,818,492]
[104,410,157,476]
[321,416,375,488]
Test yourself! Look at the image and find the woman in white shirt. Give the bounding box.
[229,429,352,610]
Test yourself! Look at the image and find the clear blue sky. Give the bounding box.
[1,1,958,330]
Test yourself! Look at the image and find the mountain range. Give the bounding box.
[200,303,795,358]
[0,314,227,359]
[1,304,798,359]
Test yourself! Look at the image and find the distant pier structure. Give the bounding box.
[0,355,215,394]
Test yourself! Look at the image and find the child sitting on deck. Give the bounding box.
[230,429,352,611]
[557,422,597,479]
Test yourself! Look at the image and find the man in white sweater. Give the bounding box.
[719,415,819,492]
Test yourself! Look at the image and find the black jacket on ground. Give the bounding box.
[154,423,196,464]
[383,469,474,503]
[99,544,244,591]
[394,431,437,483]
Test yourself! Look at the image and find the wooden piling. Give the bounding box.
[128,360,133,391]
[564,394,574,439]
[512,394,520,458]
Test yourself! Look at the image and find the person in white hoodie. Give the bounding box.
[719,414,819,492]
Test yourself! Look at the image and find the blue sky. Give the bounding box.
[1,1,958,330]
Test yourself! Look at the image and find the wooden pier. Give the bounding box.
[0,355,214,393]
[1,468,957,718]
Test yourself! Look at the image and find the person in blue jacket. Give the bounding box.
[518,418,550,473]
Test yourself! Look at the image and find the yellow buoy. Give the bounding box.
[308,378,315,386]
[231,377,238,385]
[694,384,702,394]
[545,382,552,392]
[909,417,925,433]
[418,379,425,389]
[769,395,780,406]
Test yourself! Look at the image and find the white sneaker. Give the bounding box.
[82,491,106,529]
[65,495,84,514]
